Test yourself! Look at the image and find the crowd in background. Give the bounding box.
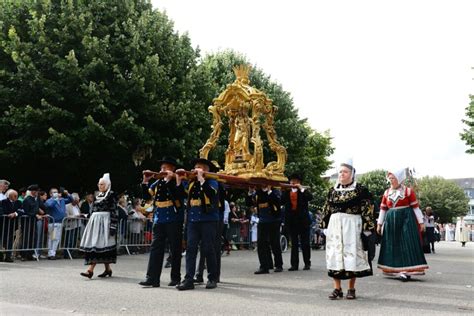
[0,178,471,264]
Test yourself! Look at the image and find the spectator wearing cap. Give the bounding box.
[21,184,41,261]
[44,187,73,259]
[0,179,10,201]
[282,173,313,271]
[0,189,23,262]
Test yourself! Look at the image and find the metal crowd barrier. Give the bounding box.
[226,221,251,248]
[60,217,89,259]
[117,217,152,255]
[0,215,55,261]
[59,217,154,259]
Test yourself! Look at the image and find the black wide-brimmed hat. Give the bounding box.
[191,158,218,172]
[27,184,40,191]
[156,156,179,169]
[288,173,304,182]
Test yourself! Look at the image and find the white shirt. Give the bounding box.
[223,200,230,224]
[0,193,6,201]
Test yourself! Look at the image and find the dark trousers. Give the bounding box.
[146,222,183,283]
[1,219,17,259]
[426,227,435,251]
[197,221,223,280]
[21,217,36,259]
[257,222,283,270]
[288,221,311,268]
[185,221,217,282]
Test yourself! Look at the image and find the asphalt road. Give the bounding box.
[1,241,473,315]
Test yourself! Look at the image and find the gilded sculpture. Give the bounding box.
[199,65,287,182]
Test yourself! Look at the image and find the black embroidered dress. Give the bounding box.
[321,182,375,279]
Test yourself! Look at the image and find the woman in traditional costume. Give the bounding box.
[377,169,428,281]
[321,160,374,300]
[79,173,118,278]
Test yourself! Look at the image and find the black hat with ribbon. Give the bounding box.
[191,158,219,173]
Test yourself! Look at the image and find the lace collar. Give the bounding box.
[387,185,406,206]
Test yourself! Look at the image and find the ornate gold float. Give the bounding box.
[199,65,287,182]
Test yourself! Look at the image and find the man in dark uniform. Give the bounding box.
[282,173,313,271]
[177,158,220,291]
[138,157,186,288]
[248,186,283,274]
[195,170,227,283]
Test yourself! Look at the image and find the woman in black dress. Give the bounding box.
[79,173,118,278]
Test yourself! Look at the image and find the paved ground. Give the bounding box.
[1,241,473,315]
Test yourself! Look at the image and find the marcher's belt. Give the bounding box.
[190,199,202,207]
[155,200,174,208]
[258,203,269,209]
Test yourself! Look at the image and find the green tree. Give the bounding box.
[460,95,474,154]
[0,0,209,192]
[358,169,388,207]
[198,50,334,195]
[416,176,469,223]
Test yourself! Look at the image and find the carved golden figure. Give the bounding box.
[199,65,287,182]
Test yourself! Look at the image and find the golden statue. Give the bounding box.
[199,65,287,182]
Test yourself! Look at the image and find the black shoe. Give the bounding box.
[168,280,180,287]
[177,280,195,291]
[328,288,343,300]
[303,265,310,270]
[47,256,56,260]
[206,280,217,289]
[346,288,356,300]
[4,257,13,263]
[80,271,93,279]
[193,275,204,283]
[254,269,269,274]
[98,270,112,278]
[288,266,298,271]
[138,280,160,287]
[274,267,283,273]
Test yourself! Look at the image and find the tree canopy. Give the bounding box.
[416,176,469,223]
[0,0,210,193]
[460,94,474,154]
[358,169,388,207]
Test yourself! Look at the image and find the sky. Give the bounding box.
[151,0,473,179]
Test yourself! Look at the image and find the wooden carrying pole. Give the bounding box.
[142,170,308,190]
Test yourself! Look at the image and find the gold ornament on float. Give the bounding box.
[199,65,288,182]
